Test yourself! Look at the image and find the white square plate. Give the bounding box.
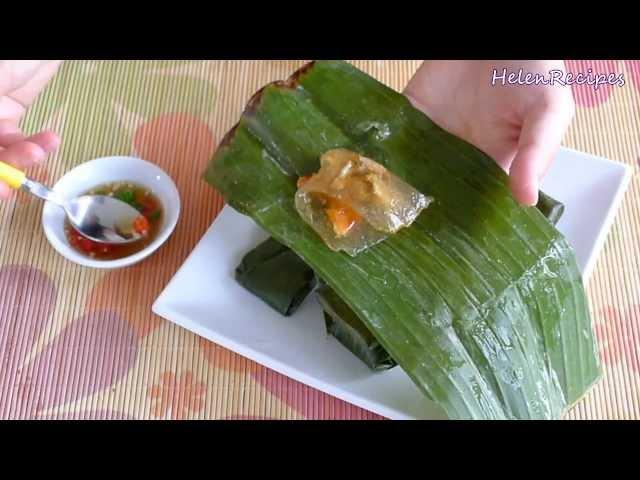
[153,147,632,419]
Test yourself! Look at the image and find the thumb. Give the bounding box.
[510,102,572,206]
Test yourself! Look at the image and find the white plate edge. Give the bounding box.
[151,213,416,419]
[581,161,633,283]
[152,301,415,420]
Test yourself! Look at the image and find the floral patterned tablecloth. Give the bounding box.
[0,60,638,419]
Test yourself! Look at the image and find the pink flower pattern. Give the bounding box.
[564,60,640,108]
[0,266,137,419]
[595,305,640,373]
[250,369,384,420]
[148,371,206,420]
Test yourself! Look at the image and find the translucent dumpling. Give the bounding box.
[295,149,432,256]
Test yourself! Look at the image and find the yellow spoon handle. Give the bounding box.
[0,161,27,190]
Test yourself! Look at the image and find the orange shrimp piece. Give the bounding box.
[325,197,360,237]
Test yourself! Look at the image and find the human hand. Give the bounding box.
[0,60,62,199]
[404,60,575,205]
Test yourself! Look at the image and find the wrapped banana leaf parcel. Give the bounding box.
[235,236,317,316]
[317,282,397,371]
[235,198,562,370]
[235,236,396,370]
[204,60,601,420]
[536,191,565,226]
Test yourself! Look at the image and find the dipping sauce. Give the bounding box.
[64,182,164,261]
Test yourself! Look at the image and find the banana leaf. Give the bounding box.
[317,284,397,371]
[536,191,565,226]
[205,60,600,419]
[239,209,565,372]
[236,236,396,369]
[235,237,316,316]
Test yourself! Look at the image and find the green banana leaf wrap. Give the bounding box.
[237,193,565,370]
[205,60,601,419]
[235,237,395,369]
[317,284,397,371]
[536,191,565,226]
[235,237,317,316]
[235,198,562,370]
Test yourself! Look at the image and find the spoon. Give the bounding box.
[0,160,146,244]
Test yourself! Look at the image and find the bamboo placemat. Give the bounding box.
[0,60,637,419]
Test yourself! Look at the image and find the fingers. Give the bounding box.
[0,61,62,200]
[0,131,60,161]
[0,119,60,153]
[21,131,60,154]
[8,61,63,111]
[0,182,10,199]
[0,129,60,199]
[0,61,47,95]
[0,118,19,133]
[510,99,574,206]
[0,119,23,145]
[1,137,48,168]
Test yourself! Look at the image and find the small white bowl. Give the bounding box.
[42,156,181,269]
